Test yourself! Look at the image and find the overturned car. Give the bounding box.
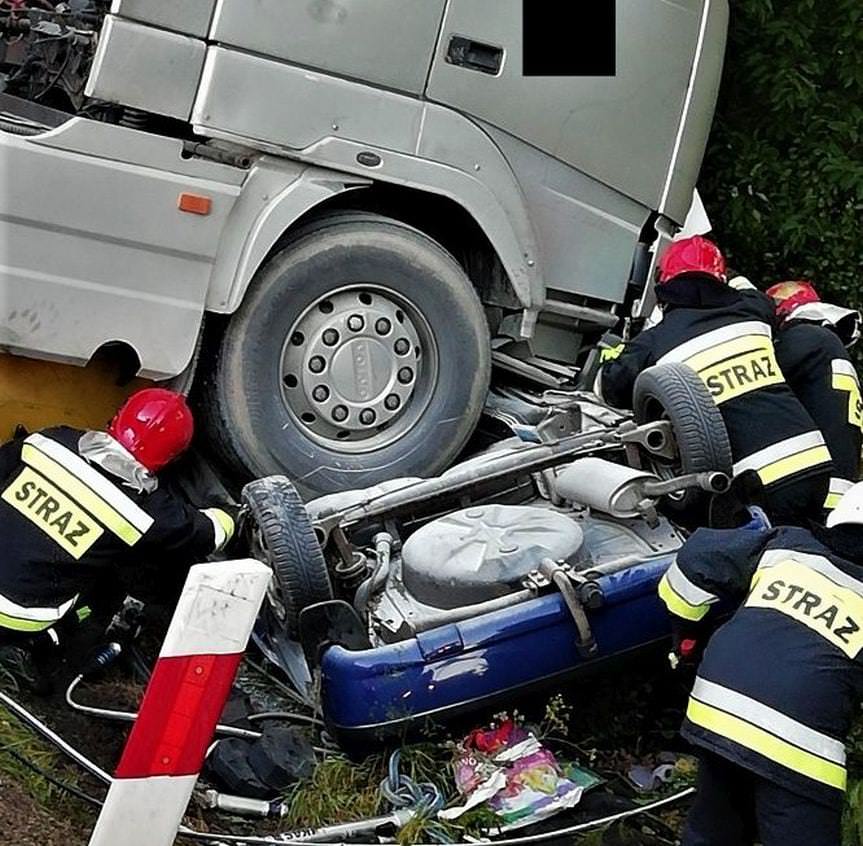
[241,363,740,750]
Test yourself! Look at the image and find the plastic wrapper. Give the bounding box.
[441,719,597,831]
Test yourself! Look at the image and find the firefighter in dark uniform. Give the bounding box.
[0,388,235,652]
[657,483,863,845]
[767,280,863,512]
[600,237,831,525]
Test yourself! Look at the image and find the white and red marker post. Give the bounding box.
[88,558,271,846]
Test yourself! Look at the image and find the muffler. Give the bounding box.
[554,457,728,519]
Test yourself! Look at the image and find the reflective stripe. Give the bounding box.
[692,677,846,764]
[825,478,854,511]
[26,434,153,534]
[758,548,863,599]
[686,699,846,790]
[732,431,831,485]
[0,613,55,632]
[0,592,76,632]
[658,571,711,621]
[831,360,863,429]
[202,508,234,553]
[728,276,756,291]
[657,321,772,365]
[664,560,718,606]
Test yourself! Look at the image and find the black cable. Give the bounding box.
[0,745,104,808]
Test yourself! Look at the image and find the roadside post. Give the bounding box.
[88,559,271,846]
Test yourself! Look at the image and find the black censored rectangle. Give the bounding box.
[523,1,616,76]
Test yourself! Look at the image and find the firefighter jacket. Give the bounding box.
[776,321,862,509]
[601,276,832,492]
[659,524,863,808]
[0,427,226,633]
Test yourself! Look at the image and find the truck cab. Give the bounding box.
[0,0,728,495]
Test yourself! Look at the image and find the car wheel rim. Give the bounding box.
[279,285,439,453]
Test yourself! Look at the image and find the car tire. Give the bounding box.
[241,475,333,636]
[202,212,491,497]
[633,362,733,515]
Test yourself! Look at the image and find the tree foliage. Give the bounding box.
[699,0,863,304]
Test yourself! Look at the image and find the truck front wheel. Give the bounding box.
[203,213,491,496]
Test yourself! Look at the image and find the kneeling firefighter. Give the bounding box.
[658,485,863,846]
[600,236,831,525]
[768,280,863,512]
[0,388,234,659]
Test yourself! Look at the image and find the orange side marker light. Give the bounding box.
[178,193,212,216]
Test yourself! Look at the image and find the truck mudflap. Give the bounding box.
[320,555,673,746]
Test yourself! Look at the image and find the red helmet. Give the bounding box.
[657,236,727,284]
[766,280,820,320]
[107,388,194,472]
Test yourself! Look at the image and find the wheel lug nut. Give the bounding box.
[384,394,400,411]
[322,328,339,346]
[398,367,414,384]
[375,318,391,335]
[394,338,410,355]
[312,386,330,402]
[359,409,376,425]
[309,356,326,373]
[332,405,348,422]
[347,315,364,332]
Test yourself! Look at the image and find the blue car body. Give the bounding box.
[321,555,673,746]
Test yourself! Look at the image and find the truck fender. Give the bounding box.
[205,160,371,313]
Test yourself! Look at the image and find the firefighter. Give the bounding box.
[600,236,831,525]
[0,388,235,656]
[768,280,862,511]
[657,483,863,845]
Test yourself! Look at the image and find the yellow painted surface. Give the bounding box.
[0,353,151,441]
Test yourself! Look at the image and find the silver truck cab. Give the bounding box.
[0,0,727,494]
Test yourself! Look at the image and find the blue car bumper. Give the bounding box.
[321,555,674,746]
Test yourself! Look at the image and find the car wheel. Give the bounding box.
[633,362,732,515]
[203,212,491,497]
[241,475,333,636]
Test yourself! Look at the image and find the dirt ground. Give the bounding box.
[0,777,88,846]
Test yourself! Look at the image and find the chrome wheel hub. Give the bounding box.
[280,287,434,451]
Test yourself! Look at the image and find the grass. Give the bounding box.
[0,697,99,832]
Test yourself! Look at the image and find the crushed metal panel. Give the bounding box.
[110,0,217,38]
[209,0,446,95]
[86,16,206,121]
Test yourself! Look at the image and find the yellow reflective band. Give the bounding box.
[684,334,772,374]
[600,343,624,363]
[746,558,863,658]
[832,372,863,430]
[2,467,104,560]
[756,445,832,486]
[686,698,847,791]
[687,339,783,405]
[825,492,843,510]
[0,612,55,633]
[658,573,710,621]
[21,444,142,546]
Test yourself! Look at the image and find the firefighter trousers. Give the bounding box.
[682,750,841,846]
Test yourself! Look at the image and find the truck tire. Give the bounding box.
[633,363,732,515]
[241,476,333,635]
[204,213,491,496]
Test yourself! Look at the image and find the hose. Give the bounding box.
[1,688,695,846]
[0,688,110,784]
[174,786,696,845]
[65,675,261,740]
[0,744,104,807]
